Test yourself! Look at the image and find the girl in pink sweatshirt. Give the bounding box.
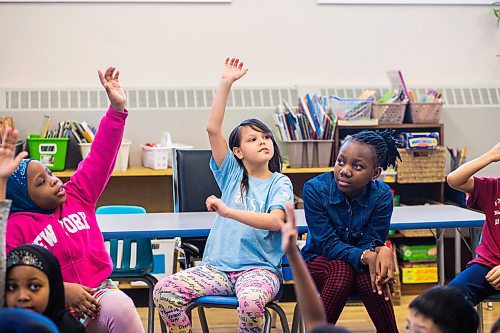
[5,67,144,333]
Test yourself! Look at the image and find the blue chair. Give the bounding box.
[97,205,164,333]
[478,292,500,333]
[468,233,500,333]
[0,308,59,333]
[185,285,290,333]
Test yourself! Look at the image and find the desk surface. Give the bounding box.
[98,205,485,239]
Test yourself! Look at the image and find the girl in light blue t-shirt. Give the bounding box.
[153,57,293,333]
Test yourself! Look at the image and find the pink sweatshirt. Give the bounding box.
[6,107,127,288]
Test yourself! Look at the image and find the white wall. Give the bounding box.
[1,0,499,174]
[1,1,499,87]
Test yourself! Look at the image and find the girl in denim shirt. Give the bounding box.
[301,130,401,333]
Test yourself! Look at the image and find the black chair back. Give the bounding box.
[173,149,221,213]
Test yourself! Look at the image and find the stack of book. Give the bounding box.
[39,115,96,143]
[273,94,336,141]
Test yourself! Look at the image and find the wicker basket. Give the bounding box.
[396,147,445,183]
[371,102,407,124]
[408,102,443,123]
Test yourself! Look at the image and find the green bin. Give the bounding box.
[27,134,69,171]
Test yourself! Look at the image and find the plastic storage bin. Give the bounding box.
[167,144,194,167]
[281,140,334,168]
[27,135,69,171]
[79,139,131,171]
[331,96,373,121]
[141,144,169,170]
[408,102,443,123]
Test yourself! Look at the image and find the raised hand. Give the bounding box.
[98,66,126,111]
[0,128,28,180]
[485,142,500,163]
[221,57,248,84]
[282,202,298,255]
[205,195,230,218]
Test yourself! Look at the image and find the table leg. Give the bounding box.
[470,227,481,254]
[437,228,445,285]
[455,228,461,277]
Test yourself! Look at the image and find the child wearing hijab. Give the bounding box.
[6,244,85,333]
[5,67,144,332]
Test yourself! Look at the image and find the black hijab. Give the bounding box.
[6,244,85,333]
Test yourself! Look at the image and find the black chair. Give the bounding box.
[172,149,221,268]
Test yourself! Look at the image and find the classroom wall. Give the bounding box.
[1,0,499,174]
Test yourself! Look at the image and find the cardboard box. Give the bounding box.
[401,263,438,284]
[400,244,437,262]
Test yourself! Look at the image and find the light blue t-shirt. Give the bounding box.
[202,149,294,277]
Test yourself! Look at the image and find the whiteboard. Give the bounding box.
[318,0,491,4]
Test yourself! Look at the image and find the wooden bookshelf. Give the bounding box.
[282,167,332,174]
[54,166,173,178]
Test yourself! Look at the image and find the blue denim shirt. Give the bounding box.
[301,171,393,272]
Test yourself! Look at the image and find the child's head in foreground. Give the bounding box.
[407,286,478,333]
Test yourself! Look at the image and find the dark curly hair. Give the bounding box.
[344,129,401,170]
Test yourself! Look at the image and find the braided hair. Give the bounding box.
[228,118,282,200]
[345,129,401,170]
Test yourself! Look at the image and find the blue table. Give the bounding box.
[98,205,485,284]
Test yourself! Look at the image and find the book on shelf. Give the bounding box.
[39,115,51,138]
[298,97,318,139]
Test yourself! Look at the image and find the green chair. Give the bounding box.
[97,205,163,333]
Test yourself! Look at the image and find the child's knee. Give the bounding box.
[100,291,137,315]
[153,278,185,309]
[238,293,266,317]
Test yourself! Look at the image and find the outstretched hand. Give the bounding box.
[221,57,248,84]
[98,66,126,111]
[0,128,28,180]
[282,202,298,256]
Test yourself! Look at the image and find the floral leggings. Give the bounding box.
[153,265,280,333]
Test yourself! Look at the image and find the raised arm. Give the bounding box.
[66,67,128,204]
[0,128,25,307]
[447,142,500,194]
[282,202,326,332]
[207,57,248,167]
